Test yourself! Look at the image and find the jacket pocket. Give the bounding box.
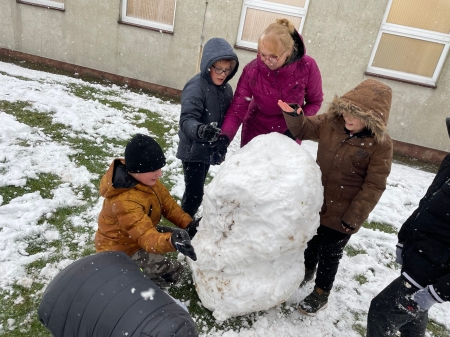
[351,149,370,170]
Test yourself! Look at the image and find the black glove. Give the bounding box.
[281,103,301,117]
[341,221,355,232]
[212,150,227,165]
[170,228,197,261]
[197,122,221,142]
[185,217,202,239]
[210,134,230,154]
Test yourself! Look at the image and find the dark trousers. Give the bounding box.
[366,276,428,337]
[181,161,210,218]
[304,224,351,291]
[131,250,184,288]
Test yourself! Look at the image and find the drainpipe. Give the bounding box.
[196,1,209,73]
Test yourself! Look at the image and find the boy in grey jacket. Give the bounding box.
[176,37,239,218]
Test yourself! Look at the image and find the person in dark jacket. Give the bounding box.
[38,251,199,337]
[176,37,239,218]
[279,79,393,315]
[366,117,450,337]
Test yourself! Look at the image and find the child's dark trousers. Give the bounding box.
[366,276,428,337]
[304,224,351,291]
[181,161,210,218]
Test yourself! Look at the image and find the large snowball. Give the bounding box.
[188,133,323,321]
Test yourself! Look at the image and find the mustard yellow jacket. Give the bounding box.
[95,159,192,256]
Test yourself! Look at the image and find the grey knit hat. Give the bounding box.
[125,134,166,173]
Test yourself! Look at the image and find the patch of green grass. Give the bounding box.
[1,102,67,142]
[135,108,171,144]
[0,173,61,205]
[364,221,397,234]
[0,100,33,115]
[350,311,367,336]
[354,274,368,285]
[428,320,450,337]
[345,245,367,257]
[352,323,366,337]
[0,284,51,337]
[0,70,34,82]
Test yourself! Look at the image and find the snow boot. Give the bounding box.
[300,267,316,287]
[298,286,329,315]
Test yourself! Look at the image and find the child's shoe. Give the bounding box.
[298,286,329,315]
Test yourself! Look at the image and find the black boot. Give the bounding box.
[300,267,316,287]
[298,286,330,315]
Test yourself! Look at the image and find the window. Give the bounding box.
[16,0,64,10]
[366,0,450,87]
[119,0,176,33]
[236,0,310,50]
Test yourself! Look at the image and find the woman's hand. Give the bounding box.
[278,100,302,116]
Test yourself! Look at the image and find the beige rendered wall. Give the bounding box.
[303,0,450,153]
[0,0,449,152]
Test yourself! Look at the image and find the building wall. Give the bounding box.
[304,0,450,154]
[0,0,449,154]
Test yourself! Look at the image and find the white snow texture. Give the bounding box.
[189,133,323,321]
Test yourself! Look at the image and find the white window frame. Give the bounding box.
[18,0,64,10]
[366,0,450,87]
[119,0,176,33]
[236,0,310,50]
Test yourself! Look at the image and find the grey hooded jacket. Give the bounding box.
[176,37,239,164]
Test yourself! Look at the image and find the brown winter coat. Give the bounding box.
[95,159,192,256]
[283,79,393,233]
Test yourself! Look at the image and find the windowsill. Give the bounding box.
[234,45,257,53]
[364,72,437,89]
[118,20,174,35]
[16,0,64,11]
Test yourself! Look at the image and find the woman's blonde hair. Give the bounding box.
[258,18,295,56]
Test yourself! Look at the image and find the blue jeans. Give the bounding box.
[367,276,428,337]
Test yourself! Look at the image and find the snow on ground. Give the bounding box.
[0,60,449,336]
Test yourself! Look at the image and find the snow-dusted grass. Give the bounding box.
[0,59,449,336]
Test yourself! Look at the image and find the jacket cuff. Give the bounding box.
[429,285,445,303]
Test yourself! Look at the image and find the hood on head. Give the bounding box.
[290,28,305,62]
[200,38,239,85]
[327,79,392,143]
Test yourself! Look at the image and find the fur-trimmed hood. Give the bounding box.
[327,79,392,143]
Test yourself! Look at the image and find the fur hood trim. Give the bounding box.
[327,79,392,143]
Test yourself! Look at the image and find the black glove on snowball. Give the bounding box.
[171,228,197,261]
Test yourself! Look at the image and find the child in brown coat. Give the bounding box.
[278,78,393,315]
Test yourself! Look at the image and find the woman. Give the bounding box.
[213,18,323,152]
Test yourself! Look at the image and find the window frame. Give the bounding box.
[16,0,64,11]
[365,0,450,87]
[119,0,177,34]
[235,0,310,50]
